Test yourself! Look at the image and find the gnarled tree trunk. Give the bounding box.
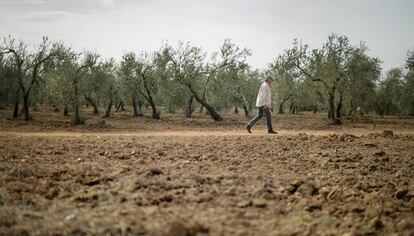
[140,76,160,119]
[22,93,31,121]
[328,92,336,121]
[242,104,251,118]
[13,102,19,118]
[148,98,160,119]
[193,92,223,121]
[103,87,114,118]
[132,97,143,117]
[278,94,292,114]
[327,87,341,124]
[84,96,99,114]
[313,102,318,114]
[72,79,83,125]
[290,102,298,115]
[103,99,113,118]
[336,93,343,119]
[12,88,21,118]
[116,101,126,112]
[348,101,354,116]
[185,95,194,118]
[63,104,69,116]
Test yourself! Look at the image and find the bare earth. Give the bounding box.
[0,107,414,236]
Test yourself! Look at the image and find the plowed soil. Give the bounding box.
[0,107,413,236]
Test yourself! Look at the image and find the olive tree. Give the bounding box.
[402,50,414,115]
[162,39,251,121]
[268,56,302,114]
[0,52,18,110]
[375,68,404,115]
[374,50,413,116]
[96,58,118,118]
[157,73,189,115]
[1,37,28,118]
[118,52,144,117]
[82,52,103,114]
[295,35,352,123]
[210,65,258,118]
[118,51,161,119]
[200,39,251,113]
[279,34,381,123]
[161,42,222,120]
[47,46,97,124]
[343,45,381,116]
[136,52,161,119]
[1,36,57,121]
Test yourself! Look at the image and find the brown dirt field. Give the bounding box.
[0,107,414,236]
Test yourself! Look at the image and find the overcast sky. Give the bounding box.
[1,0,413,72]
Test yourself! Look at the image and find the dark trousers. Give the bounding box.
[247,106,273,131]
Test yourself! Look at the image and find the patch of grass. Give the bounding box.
[299,211,312,223]
[319,215,335,227]
[166,139,182,146]
[72,190,87,200]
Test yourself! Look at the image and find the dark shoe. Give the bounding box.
[268,130,278,134]
[246,125,252,133]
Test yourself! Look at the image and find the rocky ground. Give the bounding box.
[0,108,413,236]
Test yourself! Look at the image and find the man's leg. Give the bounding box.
[263,107,274,132]
[246,107,263,132]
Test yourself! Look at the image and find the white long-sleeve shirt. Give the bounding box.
[255,82,272,107]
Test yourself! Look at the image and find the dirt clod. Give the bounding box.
[0,207,17,227]
[148,167,163,176]
[374,151,386,157]
[297,182,318,196]
[382,130,394,137]
[396,189,408,199]
[252,198,267,208]
[237,200,252,208]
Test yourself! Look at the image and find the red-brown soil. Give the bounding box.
[0,107,413,236]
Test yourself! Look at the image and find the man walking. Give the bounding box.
[246,76,277,134]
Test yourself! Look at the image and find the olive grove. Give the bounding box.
[1,34,413,124]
